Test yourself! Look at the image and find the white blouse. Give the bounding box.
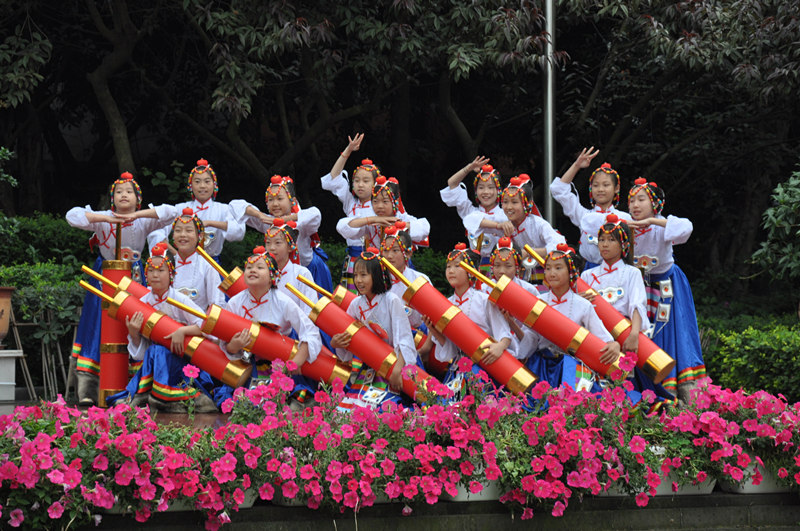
[126,287,204,361]
[273,261,318,308]
[173,251,226,311]
[631,215,693,275]
[336,211,431,250]
[442,183,508,257]
[469,212,565,255]
[147,198,245,257]
[335,291,418,366]
[320,170,375,247]
[580,260,650,330]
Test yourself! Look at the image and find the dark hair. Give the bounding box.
[353,256,391,295]
[599,220,635,265]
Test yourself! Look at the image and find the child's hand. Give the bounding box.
[421,316,446,344]
[330,332,352,349]
[574,146,600,169]
[344,133,364,156]
[467,155,490,173]
[579,290,596,302]
[165,326,190,355]
[498,221,515,236]
[125,312,144,337]
[388,362,404,392]
[113,211,138,223]
[481,341,504,365]
[627,218,653,229]
[257,212,275,226]
[622,334,639,354]
[228,328,252,354]
[600,341,621,365]
[372,216,398,227]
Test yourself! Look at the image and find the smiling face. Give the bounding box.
[371,190,394,217]
[501,193,526,225]
[491,250,518,281]
[191,171,215,203]
[352,169,376,202]
[628,190,655,221]
[381,239,407,272]
[591,172,619,209]
[544,258,569,294]
[352,261,375,298]
[266,186,293,217]
[445,259,470,293]
[244,259,271,292]
[113,181,137,214]
[172,222,199,257]
[264,233,290,268]
[598,232,623,264]
[475,180,499,209]
[146,258,171,295]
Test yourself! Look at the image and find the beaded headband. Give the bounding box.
[245,246,280,287]
[265,218,299,263]
[265,175,300,214]
[171,207,205,248]
[145,242,174,281]
[110,172,142,212]
[473,164,501,196]
[490,236,522,272]
[380,221,411,256]
[372,176,405,214]
[589,162,620,207]
[501,174,535,215]
[598,213,631,259]
[358,246,392,290]
[627,177,665,215]
[447,243,478,287]
[545,243,579,289]
[187,158,219,199]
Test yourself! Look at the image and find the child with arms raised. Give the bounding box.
[66,172,177,406]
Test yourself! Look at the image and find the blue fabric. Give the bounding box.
[583,260,600,272]
[647,264,704,386]
[524,349,580,390]
[346,246,364,258]
[308,246,334,294]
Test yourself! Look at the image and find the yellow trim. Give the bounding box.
[201,304,222,334]
[309,297,332,323]
[98,343,128,354]
[107,290,131,320]
[245,321,261,350]
[471,337,493,363]
[102,260,131,271]
[642,349,676,384]
[567,327,589,355]
[344,321,363,337]
[222,358,253,388]
[488,275,512,304]
[611,318,631,338]
[401,277,429,305]
[219,267,243,293]
[142,311,165,339]
[507,366,537,394]
[523,299,548,329]
[378,352,398,378]
[435,306,461,332]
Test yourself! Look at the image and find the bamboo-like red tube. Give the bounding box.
[523,245,675,383]
[196,246,247,297]
[298,275,357,310]
[98,260,132,406]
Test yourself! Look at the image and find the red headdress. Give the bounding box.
[110,171,142,212]
[187,158,219,199]
[589,162,620,207]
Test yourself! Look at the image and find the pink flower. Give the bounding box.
[282,480,299,499]
[635,492,649,507]
[457,357,473,373]
[9,508,24,527]
[469,481,484,494]
[182,364,200,379]
[552,501,566,517]
[628,435,646,454]
[380,458,395,477]
[258,482,275,501]
[522,507,534,520]
[343,491,359,508]
[696,471,708,483]
[402,505,413,516]
[445,446,461,460]
[619,351,638,371]
[93,454,109,471]
[314,390,330,404]
[47,502,64,519]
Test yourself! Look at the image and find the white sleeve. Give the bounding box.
[147,225,170,250]
[432,332,458,363]
[320,170,356,214]
[582,303,614,343]
[223,203,246,242]
[388,295,419,365]
[65,206,101,232]
[534,216,567,253]
[336,216,367,241]
[136,203,178,235]
[624,270,651,332]
[401,213,430,242]
[485,297,515,357]
[127,336,149,361]
[662,215,693,245]
[439,184,477,220]
[463,211,504,239]
[205,267,226,309]
[229,200,268,232]
[550,178,590,229]
[296,206,322,235]
[286,297,322,364]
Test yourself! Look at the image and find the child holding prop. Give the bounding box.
[66,172,177,406]
[171,208,226,311]
[263,218,318,306]
[329,248,418,410]
[627,178,705,402]
[550,148,631,269]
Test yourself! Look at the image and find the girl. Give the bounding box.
[467,174,564,281]
[551,148,632,269]
[263,218,318,307]
[66,172,177,406]
[440,157,508,264]
[149,159,245,262]
[627,178,704,402]
[320,134,377,291]
[380,221,430,329]
[423,243,514,398]
[329,248,418,410]
[233,175,334,293]
[579,214,648,355]
[527,244,620,391]
[220,246,322,408]
[171,207,226,311]
[336,176,431,257]
[107,243,218,412]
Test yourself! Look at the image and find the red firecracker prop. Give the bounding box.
[285,283,438,404]
[297,275,356,310]
[379,259,537,394]
[79,281,251,388]
[196,246,247,298]
[524,245,675,383]
[98,259,131,407]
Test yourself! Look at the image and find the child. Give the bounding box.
[149,159,245,262]
[440,157,508,262]
[329,248,418,410]
[380,221,430,329]
[467,174,564,281]
[551,148,632,269]
[579,214,649,355]
[233,175,334,293]
[336,176,431,257]
[627,178,704,402]
[107,243,218,412]
[171,208,226,311]
[321,134,377,291]
[527,244,620,391]
[423,243,514,397]
[66,172,178,406]
[263,218,318,307]
[220,246,322,408]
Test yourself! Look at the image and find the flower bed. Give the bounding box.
[1,360,799,530]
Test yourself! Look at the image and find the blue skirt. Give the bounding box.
[73,256,144,376]
[308,246,334,294]
[645,264,705,392]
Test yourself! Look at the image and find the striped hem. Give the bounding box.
[661,377,677,392]
[75,356,100,376]
[151,382,199,402]
[72,343,82,359]
[677,365,707,385]
[136,375,154,393]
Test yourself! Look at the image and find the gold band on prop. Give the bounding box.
[99,343,128,354]
[488,274,511,304]
[378,352,399,378]
[523,299,548,329]
[184,335,203,361]
[245,322,261,351]
[641,349,676,383]
[401,277,428,305]
[344,321,363,338]
[435,306,461,332]
[103,260,132,271]
[329,360,352,384]
[567,328,589,355]
[471,337,493,363]
[611,318,631,338]
[220,267,243,292]
[117,276,133,292]
[98,388,124,408]
[222,355,253,388]
[287,342,299,360]
[143,311,165,339]
[332,287,350,306]
[507,366,537,394]
[107,290,130,320]
[309,298,332,321]
[201,305,222,335]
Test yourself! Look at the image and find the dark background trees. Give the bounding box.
[2,0,799,298]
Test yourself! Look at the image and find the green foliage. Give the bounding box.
[0,24,52,109]
[217,229,265,275]
[140,160,188,204]
[751,168,800,288]
[0,146,17,187]
[0,212,94,268]
[410,247,448,293]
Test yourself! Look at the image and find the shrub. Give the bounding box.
[0,212,93,268]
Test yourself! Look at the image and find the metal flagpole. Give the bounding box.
[542,0,556,224]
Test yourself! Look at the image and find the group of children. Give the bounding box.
[66,139,705,412]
